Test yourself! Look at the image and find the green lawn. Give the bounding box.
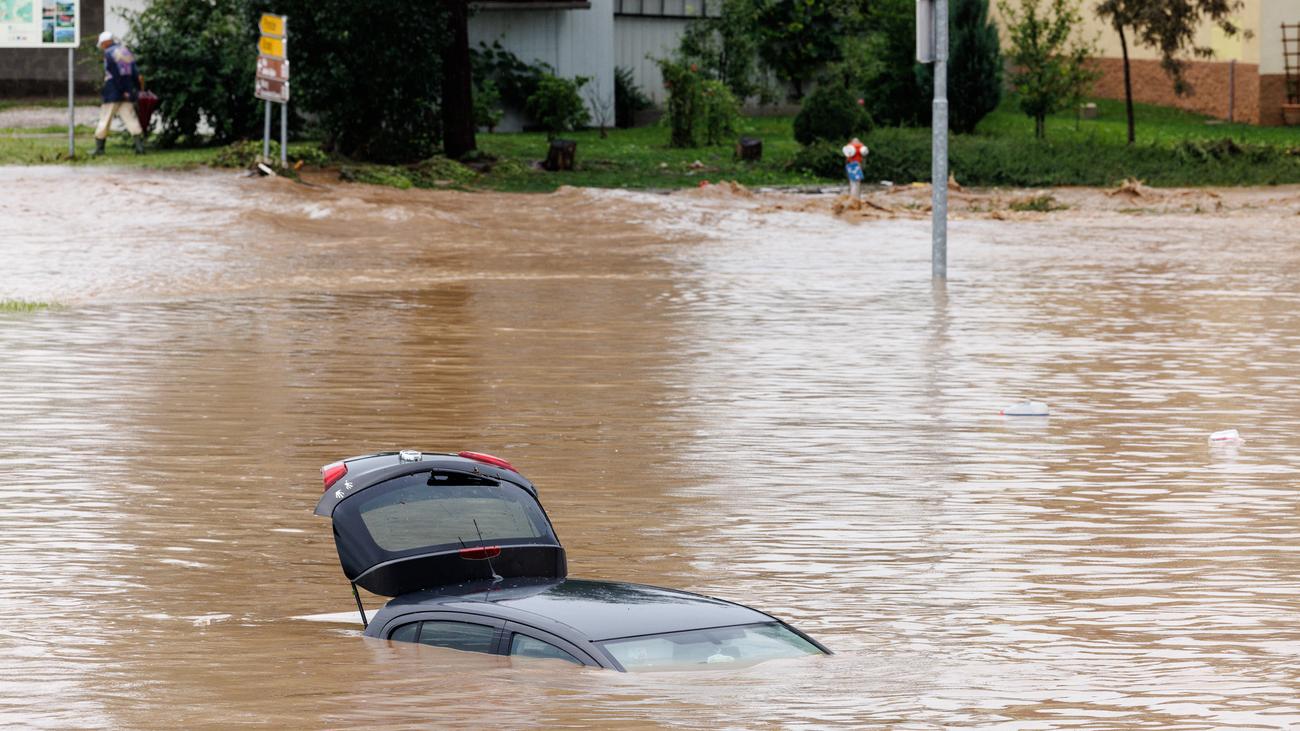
[976,96,1300,147]
[2,95,1298,189]
[473,115,815,191]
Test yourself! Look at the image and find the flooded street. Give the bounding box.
[3,166,1300,729]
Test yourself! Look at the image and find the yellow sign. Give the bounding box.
[260,14,286,37]
[258,35,285,59]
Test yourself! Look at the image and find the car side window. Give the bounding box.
[388,622,419,644]
[509,633,581,665]
[415,621,497,654]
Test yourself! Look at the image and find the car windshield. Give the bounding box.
[601,623,823,671]
[357,474,552,552]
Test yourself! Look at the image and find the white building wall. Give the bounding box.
[470,1,615,131]
[105,0,148,41]
[613,15,689,104]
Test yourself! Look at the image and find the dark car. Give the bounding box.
[313,450,829,671]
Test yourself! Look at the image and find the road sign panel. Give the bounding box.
[256,56,289,82]
[255,77,290,103]
[260,14,286,37]
[258,35,285,59]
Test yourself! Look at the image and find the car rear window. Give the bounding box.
[356,474,552,552]
[601,623,823,671]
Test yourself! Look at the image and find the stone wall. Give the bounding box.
[0,1,105,97]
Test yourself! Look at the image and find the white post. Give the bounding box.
[263,100,271,161]
[67,48,74,157]
[931,0,948,280]
[280,102,287,167]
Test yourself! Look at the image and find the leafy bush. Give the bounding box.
[701,80,741,144]
[793,83,872,145]
[677,0,770,102]
[472,41,549,109]
[122,0,261,145]
[526,75,590,139]
[614,66,652,128]
[659,60,704,147]
[474,79,504,132]
[275,0,452,162]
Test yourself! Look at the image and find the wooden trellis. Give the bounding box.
[1285,23,1300,104]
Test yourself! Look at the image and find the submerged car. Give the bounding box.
[314,450,829,671]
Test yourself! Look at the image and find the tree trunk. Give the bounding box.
[735,136,763,161]
[1035,115,1044,139]
[544,139,577,171]
[441,0,476,160]
[1118,22,1135,146]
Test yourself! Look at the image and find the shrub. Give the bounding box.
[701,80,741,144]
[122,0,261,145]
[614,66,652,128]
[275,0,452,162]
[526,74,590,139]
[472,41,550,109]
[659,59,705,148]
[793,83,872,145]
[474,79,504,132]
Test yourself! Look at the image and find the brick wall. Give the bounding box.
[1089,56,1267,124]
[0,0,105,97]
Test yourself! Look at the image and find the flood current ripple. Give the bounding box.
[1,167,1298,729]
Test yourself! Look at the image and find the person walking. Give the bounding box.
[94,31,145,156]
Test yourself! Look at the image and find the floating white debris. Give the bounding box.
[1001,400,1049,416]
[1208,429,1242,444]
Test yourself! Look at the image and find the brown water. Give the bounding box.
[3,167,1300,729]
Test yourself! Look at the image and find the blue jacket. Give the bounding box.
[102,43,141,103]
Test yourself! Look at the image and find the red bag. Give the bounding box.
[135,90,159,134]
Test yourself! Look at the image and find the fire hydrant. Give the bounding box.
[842,137,868,198]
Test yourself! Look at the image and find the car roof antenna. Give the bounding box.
[350,582,369,629]
[473,519,503,583]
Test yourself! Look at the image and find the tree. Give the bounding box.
[863,0,928,126]
[442,0,476,159]
[677,0,768,102]
[525,75,590,140]
[275,0,452,162]
[912,0,1004,133]
[754,0,867,99]
[948,0,1004,133]
[999,0,1099,138]
[1096,0,1244,145]
[123,0,262,145]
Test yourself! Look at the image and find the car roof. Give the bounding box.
[372,577,776,642]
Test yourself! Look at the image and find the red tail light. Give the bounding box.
[458,545,502,560]
[457,451,518,473]
[321,461,348,491]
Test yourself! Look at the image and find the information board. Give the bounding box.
[0,0,80,48]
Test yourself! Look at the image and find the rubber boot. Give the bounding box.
[133,136,145,155]
[93,138,106,157]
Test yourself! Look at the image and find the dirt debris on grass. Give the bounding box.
[664,178,1300,223]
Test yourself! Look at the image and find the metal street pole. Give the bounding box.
[931,0,948,280]
[280,101,287,167]
[263,100,271,161]
[67,48,74,157]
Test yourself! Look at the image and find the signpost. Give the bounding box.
[917,0,948,280]
[0,0,81,156]
[255,13,288,167]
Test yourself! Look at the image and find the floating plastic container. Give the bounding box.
[1001,400,1049,416]
[1208,429,1242,444]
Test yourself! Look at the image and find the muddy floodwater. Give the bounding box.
[3,167,1300,729]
